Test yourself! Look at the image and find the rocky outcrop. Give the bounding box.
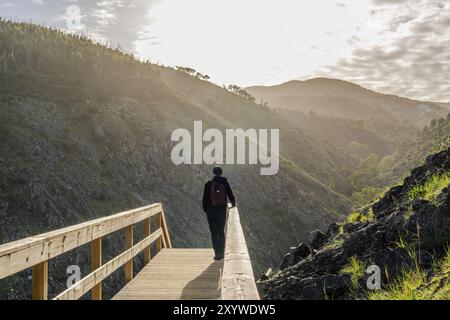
[260,148,450,300]
[279,244,311,271]
[307,230,328,250]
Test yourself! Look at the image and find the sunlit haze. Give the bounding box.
[1,0,449,101]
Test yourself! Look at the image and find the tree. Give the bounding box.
[226,85,256,102]
[349,154,379,191]
[176,66,196,76]
[351,187,381,207]
[176,66,209,81]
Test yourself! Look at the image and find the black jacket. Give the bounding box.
[202,176,236,212]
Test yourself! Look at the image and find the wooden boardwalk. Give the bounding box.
[0,204,259,300]
[113,249,223,300]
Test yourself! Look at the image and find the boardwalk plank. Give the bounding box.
[113,249,223,300]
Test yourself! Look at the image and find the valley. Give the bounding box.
[0,19,449,300]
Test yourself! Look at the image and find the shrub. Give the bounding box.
[408,171,450,202]
[340,256,367,287]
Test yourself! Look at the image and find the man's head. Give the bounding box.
[213,167,223,176]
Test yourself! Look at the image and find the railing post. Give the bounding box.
[0,203,168,300]
[125,225,134,283]
[143,217,151,264]
[161,208,172,249]
[91,238,102,300]
[32,261,48,300]
[156,213,163,252]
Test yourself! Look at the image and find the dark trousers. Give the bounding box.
[206,207,227,256]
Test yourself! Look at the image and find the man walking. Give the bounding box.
[202,167,236,261]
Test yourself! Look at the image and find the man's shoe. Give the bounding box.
[214,254,224,261]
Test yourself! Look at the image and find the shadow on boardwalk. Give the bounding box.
[180,260,223,300]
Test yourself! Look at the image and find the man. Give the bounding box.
[202,167,236,261]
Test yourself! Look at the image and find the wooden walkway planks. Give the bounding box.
[113,249,223,300]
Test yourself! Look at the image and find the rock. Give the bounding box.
[308,230,327,250]
[412,199,430,211]
[372,185,404,218]
[262,149,450,300]
[292,274,351,300]
[419,250,434,269]
[326,222,340,239]
[259,268,273,281]
[279,244,311,270]
[343,221,366,234]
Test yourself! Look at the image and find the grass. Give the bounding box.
[345,208,375,224]
[340,256,367,287]
[369,247,450,300]
[419,247,450,300]
[369,268,427,300]
[322,208,376,253]
[322,237,345,251]
[403,205,414,221]
[394,236,408,249]
[367,208,376,221]
[369,237,425,300]
[347,212,362,223]
[408,171,450,203]
[441,247,450,272]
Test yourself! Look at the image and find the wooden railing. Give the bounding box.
[0,203,171,300]
[221,206,260,300]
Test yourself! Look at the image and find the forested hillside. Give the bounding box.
[349,115,450,206]
[247,79,448,162]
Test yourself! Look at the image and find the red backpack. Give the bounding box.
[210,181,227,207]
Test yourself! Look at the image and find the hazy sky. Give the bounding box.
[1,0,449,102]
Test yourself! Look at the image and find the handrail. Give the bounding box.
[0,203,172,300]
[221,206,260,300]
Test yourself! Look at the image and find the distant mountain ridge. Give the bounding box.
[247,78,449,166]
[247,78,447,128]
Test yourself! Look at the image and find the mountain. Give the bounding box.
[375,114,450,188]
[247,78,447,128]
[437,102,450,110]
[247,79,449,196]
[0,20,355,298]
[259,148,450,300]
[247,79,448,153]
[277,110,393,160]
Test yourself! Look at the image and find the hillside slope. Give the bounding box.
[247,78,447,128]
[260,148,450,300]
[277,110,392,160]
[247,79,448,154]
[377,115,450,187]
[0,20,354,298]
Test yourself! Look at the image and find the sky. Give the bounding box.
[1,0,449,102]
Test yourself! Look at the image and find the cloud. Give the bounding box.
[0,0,158,53]
[82,0,159,52]
[1,0,448,101]
[317,0,450,101]
[373,0,405,5]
